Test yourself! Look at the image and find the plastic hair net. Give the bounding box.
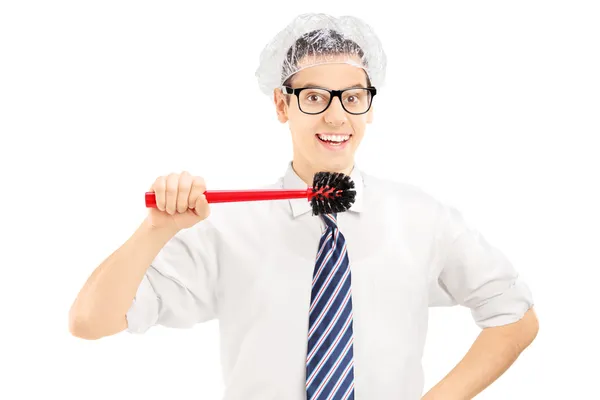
[255,13,387,96]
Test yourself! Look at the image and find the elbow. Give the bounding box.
[68,308,107,340]
[69,319,99,340]
[68,300,129,340]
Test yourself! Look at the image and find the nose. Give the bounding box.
[323,96,348,126]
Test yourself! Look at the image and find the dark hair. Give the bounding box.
[281,29,371,104]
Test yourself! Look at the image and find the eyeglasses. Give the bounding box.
[281,85,377,115]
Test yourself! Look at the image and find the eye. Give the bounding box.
[304,92,327,102]
[343,90,365,104]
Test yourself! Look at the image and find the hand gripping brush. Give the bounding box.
[145,171,356,216]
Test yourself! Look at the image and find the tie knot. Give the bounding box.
[321,213,338,230]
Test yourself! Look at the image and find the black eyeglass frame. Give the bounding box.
[281,85,377,115]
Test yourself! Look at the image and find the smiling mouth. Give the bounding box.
[316,133,352,145]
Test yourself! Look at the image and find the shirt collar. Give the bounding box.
[282,161,365,218]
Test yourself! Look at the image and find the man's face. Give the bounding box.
[274,60,374,174]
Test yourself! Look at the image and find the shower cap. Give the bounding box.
[255,13,387,96]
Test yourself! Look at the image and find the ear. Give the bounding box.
[273,88,289,123]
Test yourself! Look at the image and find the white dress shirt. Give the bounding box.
[126,162,534,400]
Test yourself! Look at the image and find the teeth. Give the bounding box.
[318,134,350,142]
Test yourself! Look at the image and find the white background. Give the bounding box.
[1,1,598,399]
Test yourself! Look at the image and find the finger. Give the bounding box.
[165,173,179,215]
[188,176,206,209]
[152,176,167,211]
[177,171,193,213]
[193,194,210,219]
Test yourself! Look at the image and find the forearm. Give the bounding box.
[422,308,538,400]
[69,218,175,339]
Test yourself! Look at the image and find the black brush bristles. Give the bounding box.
[310,171,356,216]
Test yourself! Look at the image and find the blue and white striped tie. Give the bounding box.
[306,213,355,400]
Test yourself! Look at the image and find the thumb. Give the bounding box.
[192,194,208,217]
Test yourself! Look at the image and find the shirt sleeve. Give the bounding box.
[125,219,220,334]
[428,202,534,329]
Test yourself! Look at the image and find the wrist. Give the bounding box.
[140,217,178,244]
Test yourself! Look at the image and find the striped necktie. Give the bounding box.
[306,213,355,400]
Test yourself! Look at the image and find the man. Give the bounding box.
[69,13,538,400]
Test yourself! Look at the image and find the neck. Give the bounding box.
[291,157,354,186]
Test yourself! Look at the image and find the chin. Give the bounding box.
[317,158,353,173]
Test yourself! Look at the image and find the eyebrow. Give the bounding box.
[300,83,367,90]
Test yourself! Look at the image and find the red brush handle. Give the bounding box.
[145,188,313,207]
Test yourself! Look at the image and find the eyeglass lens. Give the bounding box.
[298,88,372,114]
